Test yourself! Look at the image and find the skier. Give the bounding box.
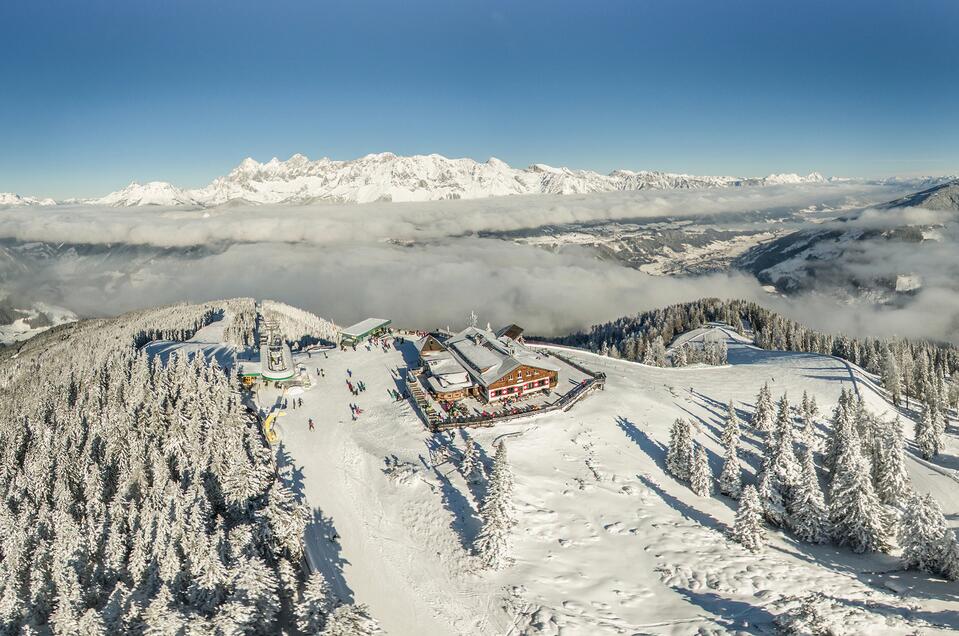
[308,418,315,431]
[321,368,325,377]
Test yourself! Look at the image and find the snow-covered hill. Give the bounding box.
[80,153,833,207]
[249,325,959,635]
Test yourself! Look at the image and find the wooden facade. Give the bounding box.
[415,328,561,404]
[485,364,558,401]
[433,386,470,401]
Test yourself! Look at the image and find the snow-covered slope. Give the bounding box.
[80,153,834,207]
[0,299,77,344]
[255,328,959,635]
[94,181,201,207]
[879,179,959,212]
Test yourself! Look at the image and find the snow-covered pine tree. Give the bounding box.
[824,388,855,472]
[790,447,827,543]
[770,394,800,488]
[875,417,911,507]
[733,485,765,553]
[673,343,688,367]
[297,571,335,634]
[916,401,944,460]
[689,443,713,496]
[460,433,483,484]
[900,493,948,575]
[752,383,774,432]
[939,528,959,582]
[718,400,742,498]
[757,464,788,528]
[647,336,668,367]
[882,344,902,406]
[827,436,892,554]
[320,603,383,635]
[757,395,799,527]
[799,390,818,450]
[666,419,693,482]
[474,441,515,569]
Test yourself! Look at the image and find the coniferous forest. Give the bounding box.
[550,298,959,410]
[0,300,316,634]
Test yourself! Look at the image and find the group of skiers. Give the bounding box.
[283,397,303,410]
[345,370,367,396]
[349,403,364,420]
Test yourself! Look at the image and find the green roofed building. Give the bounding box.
[339,317,391,344]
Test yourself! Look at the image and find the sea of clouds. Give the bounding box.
[1,182,956,343]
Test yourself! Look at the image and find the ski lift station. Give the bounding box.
[339,317,392,345]
[237,332,296,387]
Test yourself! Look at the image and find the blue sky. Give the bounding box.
[2,0,958,198]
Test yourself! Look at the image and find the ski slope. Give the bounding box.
[141,315,236,368]
[253,332,959,635]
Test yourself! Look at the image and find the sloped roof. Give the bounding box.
[415,332,449,353]
[341,318,391,337]
[496,324,524,340]
[441,326,559,387]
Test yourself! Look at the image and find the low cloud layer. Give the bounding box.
[2,183,957,343]
[0,183,899,248]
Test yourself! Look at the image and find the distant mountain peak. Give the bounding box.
[95,181,199,207]
[0,192,56,207]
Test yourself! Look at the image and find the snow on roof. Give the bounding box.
[425,375,473,393]
[237,359,261,376]
[427,356,469,376]
[439,326,559,387]
[341,317,391,337]
[414,332,448,353]
[451,339,503,372]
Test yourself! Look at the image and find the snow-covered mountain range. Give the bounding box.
[1,153,839,208]
[0,192,56,207]
[5,153,956,208]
